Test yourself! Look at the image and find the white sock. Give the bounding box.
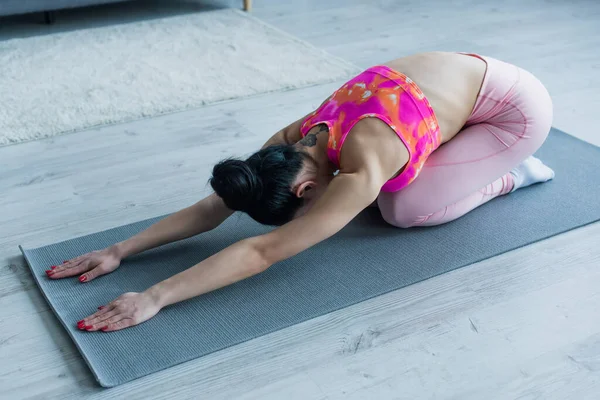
[510,156,555,192]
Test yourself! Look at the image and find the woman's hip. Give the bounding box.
[465,54,553,140]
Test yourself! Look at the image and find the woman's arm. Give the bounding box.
[149,171,382,308]
[50,194,234,281]
[262,113,310,147]
[112,194,232,259]
[263,95,332,147]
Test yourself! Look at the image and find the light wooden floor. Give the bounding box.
[1,0,599,399]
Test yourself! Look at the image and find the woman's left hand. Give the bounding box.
[77,291,162,332]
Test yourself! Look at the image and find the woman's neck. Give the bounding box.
[297,124,334,175]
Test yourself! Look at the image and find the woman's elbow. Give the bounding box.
[244,237,274,275]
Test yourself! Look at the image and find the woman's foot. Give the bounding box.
[510,156,555,192]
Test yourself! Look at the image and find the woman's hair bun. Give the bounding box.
[210,159,262,211]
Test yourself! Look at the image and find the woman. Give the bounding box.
[47,52,554,332]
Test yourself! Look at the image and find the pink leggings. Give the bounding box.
[377,54,553,228]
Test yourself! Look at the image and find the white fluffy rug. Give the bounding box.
[0,9,359,146]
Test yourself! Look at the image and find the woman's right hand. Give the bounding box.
[46,245,122,283]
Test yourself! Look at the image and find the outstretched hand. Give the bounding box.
[46,246,121,282]
[77,291,162,332]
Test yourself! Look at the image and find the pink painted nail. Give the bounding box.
[85,325,93,330]
[79,275,87,283]
[101,326,109,331]
[98,306,105,310]
[51,266,57,270]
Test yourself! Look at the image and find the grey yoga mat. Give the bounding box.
[21,129,600,387]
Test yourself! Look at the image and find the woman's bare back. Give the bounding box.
[384,52,487,143]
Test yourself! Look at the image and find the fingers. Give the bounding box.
[46,258,88,279]
[77,307,134,332]
[78,305,119,331]
[58,255,85,271]
[77,305,109,329]
[81,314,126,331]
[79,306,118,330]
[46,255,114,283]
[79,263,110,283]
[76,292,148,333]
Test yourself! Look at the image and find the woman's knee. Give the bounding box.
[382,212,417,228]
[527,119,551,156]
[519,71,553,151]
[377,194,421,229]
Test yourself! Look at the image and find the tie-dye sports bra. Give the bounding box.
[300,65,441,193]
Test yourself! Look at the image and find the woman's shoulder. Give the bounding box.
[339,118,409,176]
